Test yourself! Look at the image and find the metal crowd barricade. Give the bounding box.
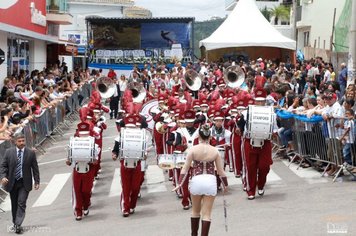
[0,140,13,158]
[33,110,50,152]
[0,82,93,157]
[23,122,35,150]
[277,110,356,182]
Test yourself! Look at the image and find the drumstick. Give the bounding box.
[223,190,228,232]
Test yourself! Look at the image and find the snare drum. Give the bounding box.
[68,136,97,163]
[120,128,147,158]
[174,153,187,168]
[158,154,175,170]
[247,105,274,147]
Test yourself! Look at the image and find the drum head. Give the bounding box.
[141,99,158,132]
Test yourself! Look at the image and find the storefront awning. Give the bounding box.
[0,23,59,43]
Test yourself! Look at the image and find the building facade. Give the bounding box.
[0,0,72,88]
[123,6,152,18]
[296,0,347,52]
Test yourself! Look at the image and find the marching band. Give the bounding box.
[66,63,276,221]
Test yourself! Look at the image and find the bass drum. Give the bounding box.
[140,99,158,132]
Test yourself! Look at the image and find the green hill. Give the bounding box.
[193,18,225,58]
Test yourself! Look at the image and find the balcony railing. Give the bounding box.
[46,0,68,13]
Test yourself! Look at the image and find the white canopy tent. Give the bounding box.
[199,0,296,61]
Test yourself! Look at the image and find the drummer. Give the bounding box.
[112,114,147,217]
[241,87,276,200]
[68,108,100,221]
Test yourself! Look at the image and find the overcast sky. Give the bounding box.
[135,0,226,21]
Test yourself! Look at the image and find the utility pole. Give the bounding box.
[292,0,298,50]
[348,0,356,86]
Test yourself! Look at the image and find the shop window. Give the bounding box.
[7,37,30,76]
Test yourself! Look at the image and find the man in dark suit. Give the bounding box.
[0,133,40,234]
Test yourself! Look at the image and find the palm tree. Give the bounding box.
[270,5,290,25]
[260,6,271,22]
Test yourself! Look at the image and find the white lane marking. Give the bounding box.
[267,169,282,182]
[145,165,167,193]
[46,145,69,150]
[226,169,282,186]
[39,158,67,166]
[109,168,122,197]
[32,173,71,207]
[103,135,119,140]
[282,160,328,184]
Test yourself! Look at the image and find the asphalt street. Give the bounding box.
[0,115,355,236]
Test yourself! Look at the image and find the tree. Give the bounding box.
[270,5,290,25]
[260,6,271,22]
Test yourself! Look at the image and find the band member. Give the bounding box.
[176,110,200,210]
[167,108,185,197]
[68,108,100,220]
[112,114,147,217]
[241,88,275,200]
[210,111,232,189]
[92,109,107,179]
[153,95,169,157]
[227,99,246,178]
[173,124,228,236]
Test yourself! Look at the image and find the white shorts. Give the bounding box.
[189,174,217,196]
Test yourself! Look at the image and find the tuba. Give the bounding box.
[128,82,147,103]
[96,76,117,99]
[224,66,245,88]
[184,69,202,91]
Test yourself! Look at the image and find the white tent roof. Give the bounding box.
[199,0,296,51]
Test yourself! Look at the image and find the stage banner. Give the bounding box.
[141,23,191,48]
[92,22,141,49]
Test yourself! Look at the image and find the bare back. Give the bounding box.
[182,143,226,177]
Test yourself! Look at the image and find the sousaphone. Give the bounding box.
[224,65,245,88]
[128,82,147,103]
[96,76,117,99]
[184,69,202,91]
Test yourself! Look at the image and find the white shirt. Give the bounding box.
[322,102,344,138]
[323,70,331,83]
[44,78,55,86]
[119,80,127,92]
[344,120,355,144]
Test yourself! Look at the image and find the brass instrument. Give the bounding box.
[223,66,245,88]
[155,121,168,134]
[96,76,117,99]
[184,69,202,91]
[128,82,146,103]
